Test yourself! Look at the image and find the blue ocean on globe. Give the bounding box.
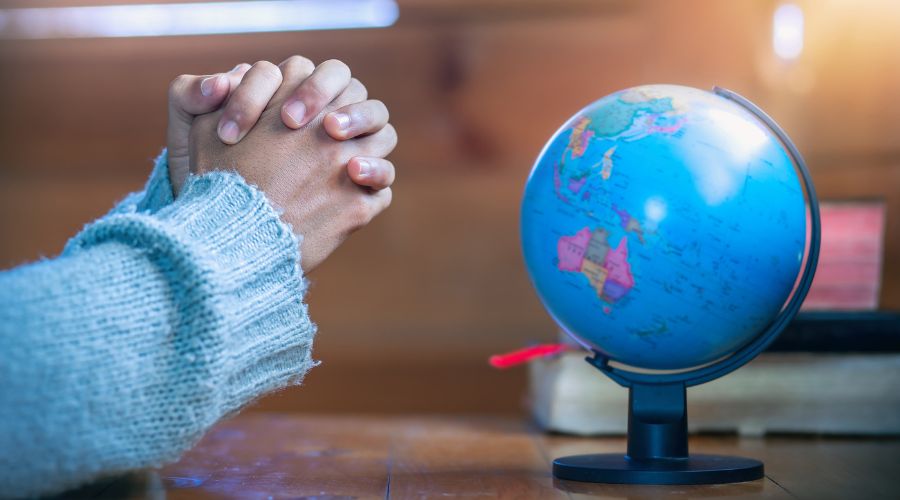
[521,85,806,370]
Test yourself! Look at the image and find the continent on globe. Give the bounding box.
[556,227,591,272]
[557,227,635,305]
[595,90,686,140]
[612,204,645,244]
[600,145,616,180]
[602,236,635,301]
[553,90,687,209]
[566,117,594,160]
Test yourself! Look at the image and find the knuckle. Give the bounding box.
[370,99,389,120]
[347,78,368,100]
[301,80,329,106]
[350,198,373,227]
[252,60,283,83]
[281,55,315,75]
[322,58,351,77]
[382,188,394,208]
[383,161,397,185]
[381,123,398,148]
[168,74,192,97]
[223,100,253,126]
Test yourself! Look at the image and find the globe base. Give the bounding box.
[552,370,765,485]
[553,453,764,485]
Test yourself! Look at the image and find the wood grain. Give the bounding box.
[87,414,900,499]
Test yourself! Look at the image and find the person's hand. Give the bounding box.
[188,59,397,272]
[166,56,395,195]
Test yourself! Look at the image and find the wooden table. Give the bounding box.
[93,414,900,499]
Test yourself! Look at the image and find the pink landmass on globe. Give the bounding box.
[568,176,588,193]
[552,162,568,202]
[557,227,591,271]
[604,236,635,289]
[644,115,687,135]
[612,204,646,244]
[612,204,632,228]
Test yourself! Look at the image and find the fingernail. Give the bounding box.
[230,63,247,72]
[284,101,307,126]
[200,75,219,96]
[219,120,240,143]
[357,159,372,178]
[331,112,351,131]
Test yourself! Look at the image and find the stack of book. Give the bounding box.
[530,348,900,436]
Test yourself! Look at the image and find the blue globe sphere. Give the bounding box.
[521,85,807,370]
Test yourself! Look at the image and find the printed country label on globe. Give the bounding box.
[521,85,806,370]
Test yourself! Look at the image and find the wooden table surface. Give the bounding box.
[92,413,900,500]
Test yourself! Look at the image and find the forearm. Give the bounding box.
[0,171,316,498]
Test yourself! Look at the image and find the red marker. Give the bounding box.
[489,343,573,369]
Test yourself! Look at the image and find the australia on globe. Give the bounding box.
[521,85,807,370]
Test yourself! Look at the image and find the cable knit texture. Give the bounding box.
[0,152,317,498]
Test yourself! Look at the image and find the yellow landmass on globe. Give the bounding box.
[566,117,593,159]
[580,259,609,299]
[601,145,616,180]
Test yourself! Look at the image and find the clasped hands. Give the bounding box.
[167,56,397,272]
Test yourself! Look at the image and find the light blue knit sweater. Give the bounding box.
[0,152,317,498]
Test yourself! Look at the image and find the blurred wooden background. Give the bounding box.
[1,0,898,414]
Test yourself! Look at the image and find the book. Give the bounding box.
[529,351,900,436]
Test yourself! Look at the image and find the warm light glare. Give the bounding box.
[773,3,804,60]
[0,0,399,39]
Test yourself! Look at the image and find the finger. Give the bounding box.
[324,99,389,140]
[275,55,316,95]
[351,123,398,159]
[223,62,252,90]
[365,187,393,220]
[167,64,252,120]
[281,59,352,129]
[165,65,251,195]
[217,60,283,144]
[329,78,368,110]
[348,157,395,190]
[349,187,393,234]
[168,73,229,118]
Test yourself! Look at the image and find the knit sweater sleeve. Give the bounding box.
[0,171,317,498]
[108,150,175,216]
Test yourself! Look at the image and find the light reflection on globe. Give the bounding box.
[521,85,806,370]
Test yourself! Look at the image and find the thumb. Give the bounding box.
[166,65,251,194]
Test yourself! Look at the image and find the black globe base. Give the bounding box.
[553,377,765,485]
[553,453,764,485]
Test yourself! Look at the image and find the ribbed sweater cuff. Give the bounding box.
[157,171,318,414]
[70,170,317,417]
[138,150,175,213]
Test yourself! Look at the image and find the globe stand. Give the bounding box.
[553,372,763,484]
[548,87,820,486]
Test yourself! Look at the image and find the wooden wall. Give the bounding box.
[1,0,898,414]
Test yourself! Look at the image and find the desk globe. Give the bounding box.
[521,85,820,484]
